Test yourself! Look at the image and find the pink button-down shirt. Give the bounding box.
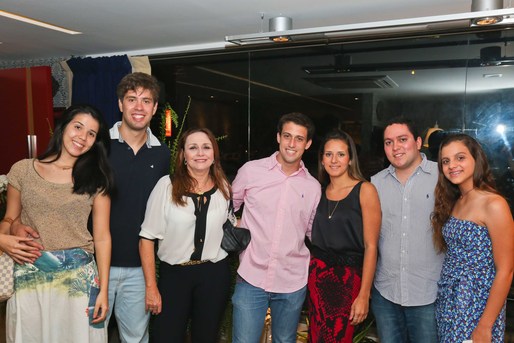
[232,152,321,293]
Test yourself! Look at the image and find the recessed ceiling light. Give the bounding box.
[0,9,82,35]
[483,73,503,78]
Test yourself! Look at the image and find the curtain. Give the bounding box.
[66,55,131,127]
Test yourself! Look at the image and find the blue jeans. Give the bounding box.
[107,267,150,343]
[232,276,306,343]
[371,286,437,343]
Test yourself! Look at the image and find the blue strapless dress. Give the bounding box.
[435,216,505,342]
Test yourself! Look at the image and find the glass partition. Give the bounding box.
[152,28,514,203]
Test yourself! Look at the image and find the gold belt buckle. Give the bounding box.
[179,260,208,266]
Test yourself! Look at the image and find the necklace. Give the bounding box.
[53,162,73,170]
[459,187,475,199]
[329,183,355,192]
[327,199,340,219]
[194,178,211,195]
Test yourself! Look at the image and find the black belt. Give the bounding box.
[311,246,363,268]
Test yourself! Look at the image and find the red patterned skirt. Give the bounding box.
[307,255,362,343]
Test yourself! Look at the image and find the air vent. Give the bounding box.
[305,75,398,89]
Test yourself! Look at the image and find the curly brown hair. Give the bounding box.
[431,134,498,252]
[170,128,230,206]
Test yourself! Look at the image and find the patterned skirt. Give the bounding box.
[6,248,107,343]
[307,255,362,343]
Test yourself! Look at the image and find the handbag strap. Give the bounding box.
[228,197,234,213]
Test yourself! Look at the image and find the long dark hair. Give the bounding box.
[38,104,113,196]
[317,129,365,186]
[431,134,498,252]
[171,128,230,206]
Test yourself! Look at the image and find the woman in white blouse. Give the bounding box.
[139,128,232,343]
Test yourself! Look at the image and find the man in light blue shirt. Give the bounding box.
[371,117,444,343]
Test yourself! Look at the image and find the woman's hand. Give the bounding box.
[471,322,492,343]
[91,290,109,325]
[0,233,41,264]
[349,294,369,326]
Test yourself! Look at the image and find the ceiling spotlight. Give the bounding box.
[269,16,292,43]
[471,0,503,25]
[272,36,290,42]
[472,16,503,25]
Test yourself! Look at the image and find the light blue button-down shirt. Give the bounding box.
[371,154,444,306]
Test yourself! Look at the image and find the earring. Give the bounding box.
[184,160,187,165]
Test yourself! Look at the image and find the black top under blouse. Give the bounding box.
[188,186,216,260]
[311,181,364,258]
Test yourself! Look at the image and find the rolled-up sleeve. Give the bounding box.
[139,176,170,241]
[231,164,248,212]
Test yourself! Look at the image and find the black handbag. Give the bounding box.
[221,199,251,253]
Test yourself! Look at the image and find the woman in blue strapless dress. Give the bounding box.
[431,134,513,343]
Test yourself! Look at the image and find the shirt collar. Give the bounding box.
[385,152,433,177]
[109,121,162,148]
[268,151,307,176]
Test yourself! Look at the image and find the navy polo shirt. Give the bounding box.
[109,122,171,267]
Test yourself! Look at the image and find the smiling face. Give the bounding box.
[440,140,475,188]
[322,139,350,179]
[183,131,215,174]
[62,113,99,158]
[118,87,158,132]
[383,123,422,173]
[276,122,312,173]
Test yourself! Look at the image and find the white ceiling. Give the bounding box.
[0,0,474,61]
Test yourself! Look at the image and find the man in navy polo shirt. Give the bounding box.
[107,72,170,343]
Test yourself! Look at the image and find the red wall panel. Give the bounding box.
[0,67,54,175]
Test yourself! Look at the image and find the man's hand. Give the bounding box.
[0,234,41,264]
[11,221,44,250]
[145,285,162,315]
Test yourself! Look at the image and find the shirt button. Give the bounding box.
[403,216,407,219]
[200,239,203,243]
[403,233,406,236]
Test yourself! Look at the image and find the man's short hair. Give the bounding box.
[117,72,160,103]
[277,112,315,141]
[383,116,420,140]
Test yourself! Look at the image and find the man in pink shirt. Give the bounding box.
[231,112,321,343]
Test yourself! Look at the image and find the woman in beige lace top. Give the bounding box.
[0,104,113,343]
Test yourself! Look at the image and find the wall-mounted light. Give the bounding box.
[424,122,443,148]
[165,108,172,137]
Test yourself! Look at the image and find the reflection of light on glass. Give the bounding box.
[496,124,511,150]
